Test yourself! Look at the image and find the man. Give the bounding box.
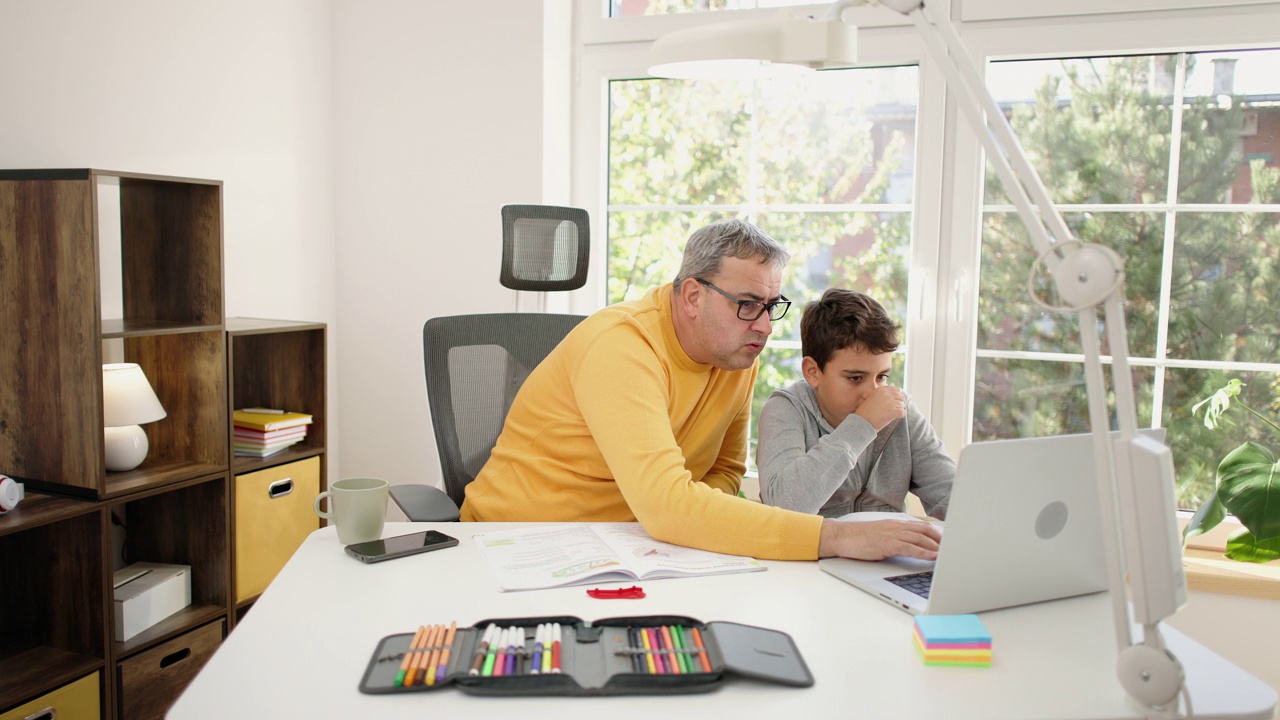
[460,219,940,562]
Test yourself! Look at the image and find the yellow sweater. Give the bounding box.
[460,284,823,560]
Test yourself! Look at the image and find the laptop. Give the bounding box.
[819,429,1164,615]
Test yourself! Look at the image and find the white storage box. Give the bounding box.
[113,562,193,641]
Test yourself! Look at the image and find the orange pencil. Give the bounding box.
[659,625,681,674]
[436,621,458,685]
[690,626,712,673]
[412,624,441,686]
[395,626,427,687]
[426,623,446,686]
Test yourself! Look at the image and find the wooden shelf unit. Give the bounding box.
[0,171,325,719]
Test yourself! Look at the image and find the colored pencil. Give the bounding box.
[628,626,644,673]
[436,621,457,685]
[408,624,436,686]
[668,625,689,674]
[691,626,712,673]
[470,624,497,676]
[425,624,446,686]
[659,625,681,674]
[639,624,656,674]
[395,626,427,687]
[551,623,563,674]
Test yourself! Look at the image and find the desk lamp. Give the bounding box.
[103,362,167,472]
[649,1,1189,715]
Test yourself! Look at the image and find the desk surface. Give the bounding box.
[169,523,1276,720]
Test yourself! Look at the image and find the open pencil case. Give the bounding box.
[359,614,814,696]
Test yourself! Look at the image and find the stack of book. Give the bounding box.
[234,408,313,458]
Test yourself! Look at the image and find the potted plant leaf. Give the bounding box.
[1183,379,1280,562]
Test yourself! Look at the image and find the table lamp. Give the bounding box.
[102,362,167,472]
[648,1,1192,715]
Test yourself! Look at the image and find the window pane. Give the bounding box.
[754,68,918,205]
[1179,49,1280,204]
[985,56,1175,206]
[977,211,1164,358]
[609,79,751,206]
[608,210,733,303]
[1168,211,1280,364]
[1163,368,1280,509]
[973,357,1155,441]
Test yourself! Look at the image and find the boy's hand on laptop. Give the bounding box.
[853,386,906,432]
[817,518,941,561]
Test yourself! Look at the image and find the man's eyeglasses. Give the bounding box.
[695,278,791,322]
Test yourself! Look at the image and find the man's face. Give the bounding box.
[803,345,894,428]
[689,256,783,371]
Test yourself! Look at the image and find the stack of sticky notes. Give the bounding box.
[912,614,992,667]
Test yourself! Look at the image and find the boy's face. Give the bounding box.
[801,344,894,428]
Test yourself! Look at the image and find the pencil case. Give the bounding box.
[358,614,813,696]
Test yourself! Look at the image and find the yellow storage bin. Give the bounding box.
[1,671,99,720]
[235,456,321,603]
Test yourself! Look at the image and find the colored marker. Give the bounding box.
[505,626,518,676]
[691,626,712,673]
[395,626,427,687]
[531,623,544,675]
[436,621,457,685]
[551,623,562,674]
[484,627,502,677]
[545,622,555,671]
[470,624,497,676]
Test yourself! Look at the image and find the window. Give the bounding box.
[573,2,1280,513]
[976,50,1280,507]
[607,67,921,467]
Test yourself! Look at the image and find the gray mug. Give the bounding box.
[314,477,389,545]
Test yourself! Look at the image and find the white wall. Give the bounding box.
[332,0,548,515]
[0,0,340,473]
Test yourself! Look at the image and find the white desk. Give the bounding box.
[169,523,1276,719]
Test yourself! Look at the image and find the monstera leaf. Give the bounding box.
[1217,441,1280,543]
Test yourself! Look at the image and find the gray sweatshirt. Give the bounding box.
[756,379,955,519]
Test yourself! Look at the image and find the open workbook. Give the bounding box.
[472,523,766,592]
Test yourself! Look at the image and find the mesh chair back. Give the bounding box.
[424,313,586,506]
[500,205,590,291]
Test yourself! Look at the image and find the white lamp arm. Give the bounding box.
[835,1,1191,714]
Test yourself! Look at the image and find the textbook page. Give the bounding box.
[472,523,765,592]
[592,524,765,580]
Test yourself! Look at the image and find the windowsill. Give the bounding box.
[1182,548,1280,600]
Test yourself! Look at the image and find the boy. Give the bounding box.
[757,288,954,519]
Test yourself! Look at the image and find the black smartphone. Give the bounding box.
[344,530,459,563]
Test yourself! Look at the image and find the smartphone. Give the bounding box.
[344,530,459,563]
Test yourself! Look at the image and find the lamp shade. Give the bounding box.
[647,13,857,80]
[102,363,167,427]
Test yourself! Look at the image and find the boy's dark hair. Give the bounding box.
[801,288,901,369]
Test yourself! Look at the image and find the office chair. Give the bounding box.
[389,205,589,522]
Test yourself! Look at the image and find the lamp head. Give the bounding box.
[647,12,857,80]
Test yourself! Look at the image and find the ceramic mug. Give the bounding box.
[314,477,389,545]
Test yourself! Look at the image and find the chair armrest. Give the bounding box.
[388,484,461,522]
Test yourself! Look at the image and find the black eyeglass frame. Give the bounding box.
[694,278,791,322]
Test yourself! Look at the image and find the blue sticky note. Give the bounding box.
[914,614,991,644]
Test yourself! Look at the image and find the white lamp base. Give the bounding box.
[105,425,150,472]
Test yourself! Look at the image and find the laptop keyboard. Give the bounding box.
[886,571,934,598]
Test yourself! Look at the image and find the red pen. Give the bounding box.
[586,585,646,599]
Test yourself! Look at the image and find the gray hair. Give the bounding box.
[672,219,790,287]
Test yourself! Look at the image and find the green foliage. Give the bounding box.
[1185,380,1280,562]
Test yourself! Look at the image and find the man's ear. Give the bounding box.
[675,277,703,318]
[801,356,823,389]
